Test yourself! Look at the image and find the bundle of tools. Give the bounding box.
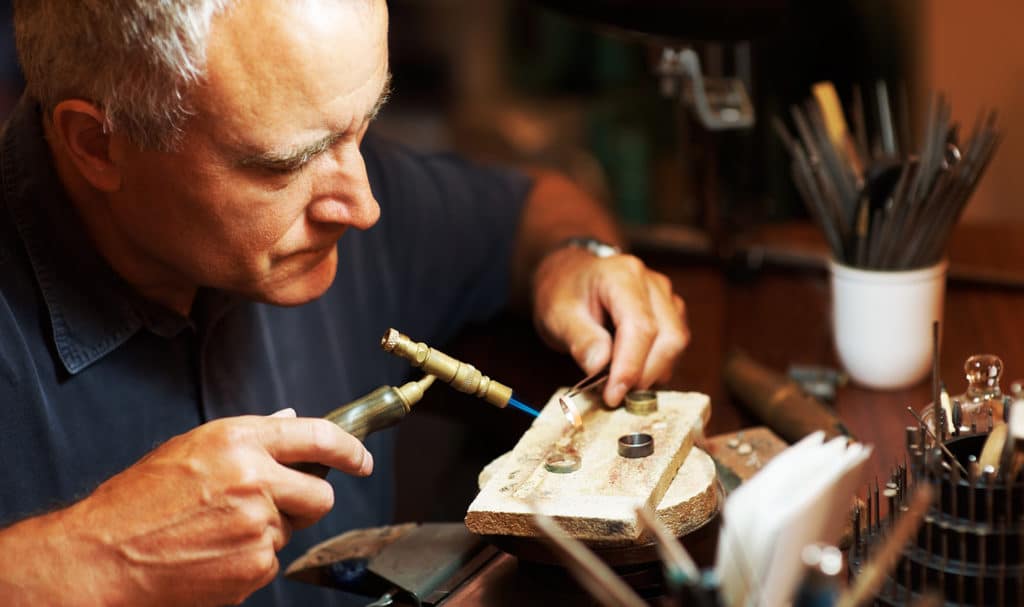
[774,82,1003,270]
[848,382,1024,605]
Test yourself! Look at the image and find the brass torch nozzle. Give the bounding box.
[395,374,436,409]
[381,328,513,408]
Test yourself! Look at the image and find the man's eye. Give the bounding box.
[260,162,306,176]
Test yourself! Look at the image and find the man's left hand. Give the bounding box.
[531,246,690,407]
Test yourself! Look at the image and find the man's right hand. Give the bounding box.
[0,411,372,607]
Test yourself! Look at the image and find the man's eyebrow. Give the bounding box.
[238,131,344,172]
[237,73,392,172]
[368,72,392,122]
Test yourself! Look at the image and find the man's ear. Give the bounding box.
[50,100,122,192]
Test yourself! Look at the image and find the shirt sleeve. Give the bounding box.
[354,132,533,347]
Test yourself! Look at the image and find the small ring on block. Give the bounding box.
[624,390,658,415]
[544,450,581,473]
[558,395,583,429]
[618,433,654,458]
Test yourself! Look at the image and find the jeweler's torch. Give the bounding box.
[381,328,541,417]
[299,328,537,477]
[381,328,514,407]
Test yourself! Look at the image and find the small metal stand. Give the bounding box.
[849,430,1024,605]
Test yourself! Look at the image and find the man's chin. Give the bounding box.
[253,249,339,306]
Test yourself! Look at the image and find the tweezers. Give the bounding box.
[557,366,609,428]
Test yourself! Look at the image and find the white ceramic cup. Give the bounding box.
[829,259,948,390]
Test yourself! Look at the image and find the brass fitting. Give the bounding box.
[394,374,436,409]
[381,328,513,408]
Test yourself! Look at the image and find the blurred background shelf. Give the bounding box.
[3,1,1018,227]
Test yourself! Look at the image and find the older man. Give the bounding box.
[0,1,688,605]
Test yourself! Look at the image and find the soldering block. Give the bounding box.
[465,390,714,543]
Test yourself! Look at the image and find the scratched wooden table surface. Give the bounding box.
[386,221,1024,605]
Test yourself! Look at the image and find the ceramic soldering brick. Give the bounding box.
[465,390,713,543]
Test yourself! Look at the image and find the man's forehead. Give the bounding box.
[204,0,388,97]
[193,0,389,149]
[234,73,391,170]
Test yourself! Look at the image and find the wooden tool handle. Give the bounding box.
[724,350,853,443]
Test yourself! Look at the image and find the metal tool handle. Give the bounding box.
[294,376,435,478]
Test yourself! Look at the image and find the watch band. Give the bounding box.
[556,236,623,258]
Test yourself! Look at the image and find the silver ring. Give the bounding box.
[545,451,581,473]
[618,433,654,458]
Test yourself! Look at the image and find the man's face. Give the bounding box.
[105,0,389,306]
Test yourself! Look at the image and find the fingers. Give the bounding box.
[557,308,614,375]
[535,251,690,406]
[266,510,293,551]
[257,416,372,528]
[591,261,689,405]
[259,417,373,477]
[269,467,336,530]
[637,276,690,386]
[602,277,657,406]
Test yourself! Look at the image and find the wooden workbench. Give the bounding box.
[388,221,1024,606]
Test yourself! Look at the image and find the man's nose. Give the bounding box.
[308,143,381,230]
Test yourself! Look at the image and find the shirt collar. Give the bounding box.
[1,95,193,374]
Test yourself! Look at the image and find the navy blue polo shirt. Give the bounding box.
[0,96,530,606]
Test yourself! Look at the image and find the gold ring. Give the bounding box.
[625,390,658,415]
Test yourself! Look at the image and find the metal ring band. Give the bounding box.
[558,395,583,428]
[544,451,581,473]
[624,390,658,415]
[618,433,654,458]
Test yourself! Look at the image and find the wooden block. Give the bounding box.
[645,445,718,540]
[465,390,712,542]
[477,444,718,543]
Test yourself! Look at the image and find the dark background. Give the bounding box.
[0,0,918,231]
[377,0,918,233]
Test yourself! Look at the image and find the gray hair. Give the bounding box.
[14,0,237,150]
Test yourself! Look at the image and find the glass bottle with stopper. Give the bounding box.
[953,353,1007,432]
[921,354,1007,445]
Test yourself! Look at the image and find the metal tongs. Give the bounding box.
[558,367,609,429]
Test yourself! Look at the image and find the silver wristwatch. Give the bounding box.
[558,236,623,258]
